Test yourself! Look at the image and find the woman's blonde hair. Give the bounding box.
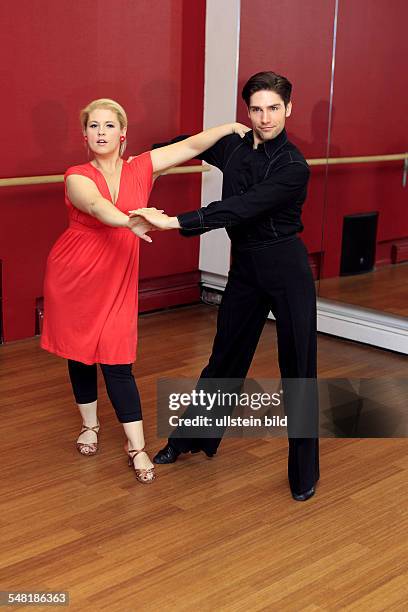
[80,98,128,156]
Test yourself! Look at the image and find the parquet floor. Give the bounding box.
[0,304,407,611]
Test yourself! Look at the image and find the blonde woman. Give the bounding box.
[41,98,249,484]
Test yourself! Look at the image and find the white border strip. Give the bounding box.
[201,272,408,354]
[317,298,408,354]
[198,0,241,277]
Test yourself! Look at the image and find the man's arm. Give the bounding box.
[177,162,310,231]
[149,132,240,235]
[130,161,310,236]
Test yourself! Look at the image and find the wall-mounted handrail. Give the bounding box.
[0,164,211,188]
[307,153,408,166]
[307,152,408,187]
[1,153,407,188]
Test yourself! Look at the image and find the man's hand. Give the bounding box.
[128,208,180,231]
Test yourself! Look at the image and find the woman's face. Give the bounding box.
[85,108,126,155]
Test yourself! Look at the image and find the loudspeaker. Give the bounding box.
[340,212,378,276]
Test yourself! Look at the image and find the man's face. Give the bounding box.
[247,90,292,146]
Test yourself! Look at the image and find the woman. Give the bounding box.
[41,97,249,484]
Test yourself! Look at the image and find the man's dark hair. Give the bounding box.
[242,71,292,107]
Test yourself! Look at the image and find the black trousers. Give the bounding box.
[169,236,319,494]
[67,360,142,423]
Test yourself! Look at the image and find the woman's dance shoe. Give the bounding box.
[126,446,156,484]
[76,422,100,456]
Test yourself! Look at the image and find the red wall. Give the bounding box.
[2,0,407,341]
[0,0,205,341]
[238,0,408,279]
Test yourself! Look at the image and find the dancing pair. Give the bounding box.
[42,71,319,499]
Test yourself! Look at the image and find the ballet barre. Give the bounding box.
[1,153,407,188]
[307,152,408,166]
[308,152,408,187]
[0,165,212,188]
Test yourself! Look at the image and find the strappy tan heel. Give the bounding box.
[76,422,100,456]
[125,445,156,484]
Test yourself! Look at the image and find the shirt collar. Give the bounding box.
[243,128,288,159]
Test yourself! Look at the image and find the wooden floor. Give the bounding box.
[0,304,407,611]
[318,262,408,317]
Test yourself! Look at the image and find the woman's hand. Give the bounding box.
[231,122,251,138]
[149,122,252,174]
[128,208,180,231]
[127,215,157,242]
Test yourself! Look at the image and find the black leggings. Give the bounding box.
[67,360,142,423]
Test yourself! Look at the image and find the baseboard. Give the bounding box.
[391,241,408,264]
[316,298,408,354]
[201,271,408,354]
[139,271,201,313]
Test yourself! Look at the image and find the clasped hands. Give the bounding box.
[126,121,250,242]
[127,207,179,243]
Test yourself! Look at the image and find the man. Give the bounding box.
[135,71,320,501]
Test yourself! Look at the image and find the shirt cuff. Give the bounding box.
[177,209,203,230]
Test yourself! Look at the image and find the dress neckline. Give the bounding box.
[89,160,124,206]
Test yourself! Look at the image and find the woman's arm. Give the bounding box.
[66,175,154,241]
[149,122,250,174]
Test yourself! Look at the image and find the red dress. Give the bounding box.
[41,152,153,365]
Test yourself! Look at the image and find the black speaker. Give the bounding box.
[340,212,378,276]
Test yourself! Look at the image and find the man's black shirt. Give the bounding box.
[156,128,310,251]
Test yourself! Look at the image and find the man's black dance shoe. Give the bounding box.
[291,486,315,502]
[153,442,215,464]
[153,443,181,464]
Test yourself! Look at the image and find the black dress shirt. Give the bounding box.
[156,128,310,251]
